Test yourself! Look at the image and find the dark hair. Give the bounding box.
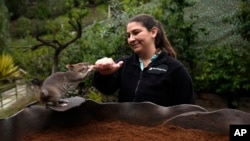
[128,14,177,58]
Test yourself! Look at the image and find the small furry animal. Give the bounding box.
[29,62,94,107]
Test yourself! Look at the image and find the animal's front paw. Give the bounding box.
[88,65,95,71]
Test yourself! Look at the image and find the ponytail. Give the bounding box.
[155,21,177,58]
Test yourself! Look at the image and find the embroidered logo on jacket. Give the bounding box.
[147,65,168,74]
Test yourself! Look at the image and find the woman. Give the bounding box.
[93,14,195,106]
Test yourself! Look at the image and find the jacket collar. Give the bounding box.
[128,50,170,67]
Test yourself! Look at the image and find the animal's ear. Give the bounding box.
[66,64,74,70]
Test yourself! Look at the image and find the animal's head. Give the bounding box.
[66,62,94,73]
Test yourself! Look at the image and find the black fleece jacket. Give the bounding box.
[93,51,195,107]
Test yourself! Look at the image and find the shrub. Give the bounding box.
[234,0,250,41]
[10,17,32,38]
[195,44,250,95]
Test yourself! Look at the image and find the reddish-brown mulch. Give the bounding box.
[21,120,229,141]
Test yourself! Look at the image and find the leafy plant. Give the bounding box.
[234,0,250,41]
[85,87,103,102]
[12,45,52,80]
[0,53,20,81]
[10,17,33,38]
[195,45,250,94]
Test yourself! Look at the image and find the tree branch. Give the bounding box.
[35,35,58,49]
[61,19,82,49]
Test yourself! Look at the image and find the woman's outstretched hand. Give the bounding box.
[94,57,123,75]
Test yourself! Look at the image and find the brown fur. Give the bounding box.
[37,62,94,107]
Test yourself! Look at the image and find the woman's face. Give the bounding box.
[126,22,157,54]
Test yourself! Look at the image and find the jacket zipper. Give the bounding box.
[133,57,162,101]
[133,71,143,101]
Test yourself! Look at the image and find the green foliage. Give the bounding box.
[43,17,76,42]
[79,11,130,61]
[193,0,250,96]
[6,0,69,20]
[234,0,250,41]
[11,41,52,80]
[0,0,10,53]
[0,53,19,81]
[5,0,27,20]
[82,4,108,26]
[195,44,250,94]
[122,0,150,12]
[86,87,103,102]
[29,1,50,19]
[84,87,118,102]
[9,1,91,80]
[10,17,33,38]
[65,0,88,19]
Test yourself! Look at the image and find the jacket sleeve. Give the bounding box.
[93,71,120,95]
[172,66,195,105]
[92,56,128,95]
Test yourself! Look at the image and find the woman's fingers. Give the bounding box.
[94,58,123,75]
[112,61,124,69]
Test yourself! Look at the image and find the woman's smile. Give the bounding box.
[130,41,140,48]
